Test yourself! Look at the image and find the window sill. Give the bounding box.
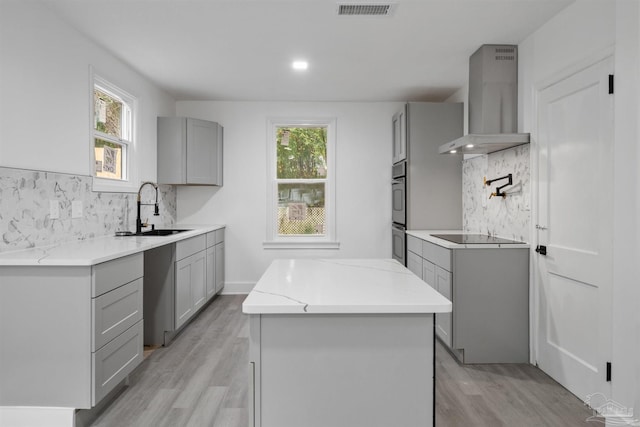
[92,177,137,193]
[263,241,340,250]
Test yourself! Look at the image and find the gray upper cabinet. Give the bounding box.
[392,105,407,164]
[157,117,223,186]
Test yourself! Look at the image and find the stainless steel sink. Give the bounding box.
[138,229,191,236]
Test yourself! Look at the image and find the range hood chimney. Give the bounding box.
[439,44,530,155]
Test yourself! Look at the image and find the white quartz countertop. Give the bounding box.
[406,230,530,249]
[242,259,452,315]
[0,224,224,266]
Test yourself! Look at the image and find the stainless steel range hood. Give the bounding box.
[439,45,530,155]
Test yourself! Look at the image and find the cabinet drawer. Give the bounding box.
[206,231,216,248]
[92,278,143,351]
[407,251,423,279]
[422,260,436,289]
[422,241,451,271]
[206,228,225,248]
[176,235,206,261]
[407,235,421,255]
[215,228,224,244]
[92,253,143,297]
[92,320,143,405]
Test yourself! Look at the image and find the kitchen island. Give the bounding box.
[242,259,451,427]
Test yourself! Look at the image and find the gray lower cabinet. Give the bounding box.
[145,228,226,345]
[215,240,225,294]
[0,253,144,409]
[206,228,225,299]
[90,253,145,406]
[434,266,452,348]
[407,235,529,363]
[175,235,207,330]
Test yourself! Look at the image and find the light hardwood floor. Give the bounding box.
[89,295,601,427]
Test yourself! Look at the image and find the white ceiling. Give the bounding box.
[44,0,574,102]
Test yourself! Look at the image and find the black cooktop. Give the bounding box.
[430,234,523,245]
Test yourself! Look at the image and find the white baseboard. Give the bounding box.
[220,281,254,295]
[0,407,75,427]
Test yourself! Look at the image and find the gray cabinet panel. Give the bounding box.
[158,117,223,186]
[404,102,463,229]
[422,240,451,271]
[206,246,216,300]
[422,259,436,289]
[157,117,187,184]
[92,278,143,351]
[175,249,207,329]
[214,228,224,244]
[143,244,175,346]
[407,250,422,279]
[92,320,143,405]
[0,266,92,408]
[392,105,407,164]
[206,231,216,248]
[253,314,434,427]
[186,118,222,184]
[191,251,206,311]
[92,253,143,297]
[175,256,194,329]
[176,235,206,261]
[435,266,452,348]
[407,235,421,255]
[453,249,529,363]
[215,241,225,294]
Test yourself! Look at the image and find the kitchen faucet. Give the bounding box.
[136,181,160,234]
[483,173,513,199]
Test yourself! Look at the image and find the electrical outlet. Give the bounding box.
[49,200,60,219]
[72,200,83,219]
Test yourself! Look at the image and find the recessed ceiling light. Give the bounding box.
[450,149,457,154]
[466,144,474,149]
[292,60,308,71]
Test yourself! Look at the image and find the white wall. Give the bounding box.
[175,101,399,292]
[519,0,639,420]
[0,1,175,180]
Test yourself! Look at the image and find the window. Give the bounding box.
[91,73,137,192]
[265,118,338,248]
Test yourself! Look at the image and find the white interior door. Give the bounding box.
[536,56,613,403]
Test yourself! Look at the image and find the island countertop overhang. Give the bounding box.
[242,258,452,315]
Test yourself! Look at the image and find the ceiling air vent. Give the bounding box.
[337,4,394,16]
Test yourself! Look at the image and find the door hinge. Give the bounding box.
[608,75,614,94]
[606,362,612,382]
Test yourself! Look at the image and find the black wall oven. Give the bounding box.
[392,161,406,265]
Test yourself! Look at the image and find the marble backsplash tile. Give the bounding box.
[0,167,176,252]
[462,144,530,243]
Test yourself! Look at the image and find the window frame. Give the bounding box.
[264,118,339,249]
[90,70,139,193]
